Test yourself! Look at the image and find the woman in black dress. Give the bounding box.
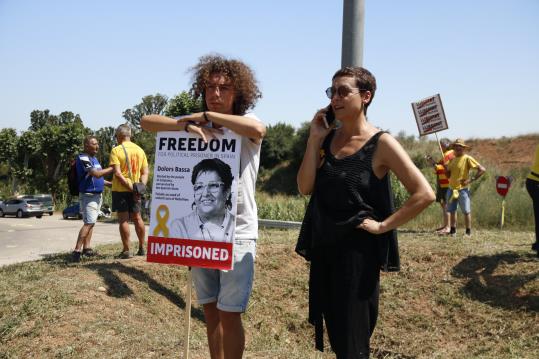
[296,67,435,358]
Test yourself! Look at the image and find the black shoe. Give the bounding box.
[117,251,132,259]
[82,248,97,257]
[72,251,81,262]
[136,247,146,256]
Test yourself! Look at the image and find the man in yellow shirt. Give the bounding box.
[445,138,485,237]
[109,124,149,258]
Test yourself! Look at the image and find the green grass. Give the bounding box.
[0,229,537,358]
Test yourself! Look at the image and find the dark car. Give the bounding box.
[0,198,44,218]
[63,202,82,219]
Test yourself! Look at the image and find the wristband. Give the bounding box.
[203,111,209,122]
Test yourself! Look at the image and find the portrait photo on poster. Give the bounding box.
[169,157,236,242]
[149,129,241,243]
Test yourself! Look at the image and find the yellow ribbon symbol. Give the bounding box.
[153,204,170,237]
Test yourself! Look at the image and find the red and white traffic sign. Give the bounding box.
[495,176,511,197]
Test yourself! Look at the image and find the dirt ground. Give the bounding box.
[466,134,539,172]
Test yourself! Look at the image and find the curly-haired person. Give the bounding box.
[141,53,265,359]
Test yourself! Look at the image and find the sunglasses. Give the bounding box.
[325,86,367,99]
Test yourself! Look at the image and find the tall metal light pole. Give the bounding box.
[341,0,365,68]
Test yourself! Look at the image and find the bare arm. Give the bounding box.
[141,112,265,144]
[141,114,187,132]
[88,166,113,178]
[205,111,266,144]
[360,134,435,234]
[113,164,133,191]
[461,164,486,186]
[140,166,149,186]
[297,109,333,195]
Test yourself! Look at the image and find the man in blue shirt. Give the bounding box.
[72,136,113,262]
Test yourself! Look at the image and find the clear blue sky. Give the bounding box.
[1,0,538,139]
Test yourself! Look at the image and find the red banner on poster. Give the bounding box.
[147,236,233,269]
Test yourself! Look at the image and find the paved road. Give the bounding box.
[0,214,147,266]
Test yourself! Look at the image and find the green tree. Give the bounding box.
[0,128,20,192]
[95,126,116,166]
[122,93,169,129]
[34,112,87,201]
[290,122,311,169]
[260,122,296,169]
[0,128,19,166]
[11,110,88,201]
[16,130,40,182]
[164,91,202,117]
[29,109,54,131]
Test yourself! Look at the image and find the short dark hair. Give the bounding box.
[191,158,234,209]
[332,66,377,115]
[83,135,97,146]
[189,53,262,115]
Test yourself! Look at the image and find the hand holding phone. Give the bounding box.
[324,105,335,128]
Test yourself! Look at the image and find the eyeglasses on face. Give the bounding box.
[194,181,225,194]
[205,84,233,94]
[325,86,367,99]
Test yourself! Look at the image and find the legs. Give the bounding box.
[73,193,100,261]
[75,223,94,251]
[117,211,131,252]
[464,213,472,235]
[526,179,539,254]
[436,188,450,233]
[460,189,472,235]
[436,201,451,234]
[132,211,146,252]
[83,226,94,250]
[192,240,256,359]
[446,188,471,236]
[203,303,245,359]
[320,245,379,359]
[113,191,145,254]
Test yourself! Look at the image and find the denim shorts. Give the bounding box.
[79,193,102,225]
[446,188,471,214]
[191,239,256,313]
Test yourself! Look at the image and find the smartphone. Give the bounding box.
[324,105,335,127]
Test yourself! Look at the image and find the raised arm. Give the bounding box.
[360,133,435,234]
[297,109,333,195]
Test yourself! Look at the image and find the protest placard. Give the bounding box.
[147,129,242,270]
[411,94,449,136]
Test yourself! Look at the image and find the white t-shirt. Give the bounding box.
[170,211,235,242]
[235,112,262,240]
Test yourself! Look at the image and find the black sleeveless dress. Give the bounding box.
[296,130,400,358]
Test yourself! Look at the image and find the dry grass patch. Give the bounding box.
[0,229,538,358]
